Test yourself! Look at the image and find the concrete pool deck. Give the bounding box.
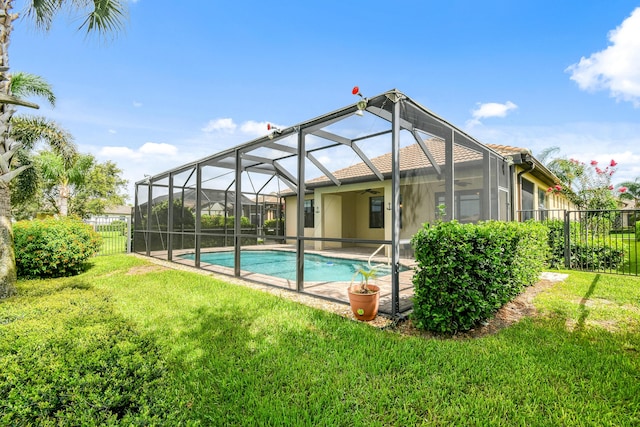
[146,244,417,316]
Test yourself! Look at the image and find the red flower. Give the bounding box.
[608,185,614,190]
[590,160,598,166]
[619,187,628,193]
[554,184,562,191]
[595,167,603,174]
[547,187,553,193]
[610,159,617,167]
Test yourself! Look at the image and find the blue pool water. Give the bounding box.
[180,250,395,282]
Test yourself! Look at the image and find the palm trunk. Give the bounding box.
[59,183,69,216]
[0,184,16,297]
[0,0,18,298]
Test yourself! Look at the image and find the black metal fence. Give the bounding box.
[517,209,640,276]
[84,217,131,256]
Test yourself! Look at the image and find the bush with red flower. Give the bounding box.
[546,158,619,210]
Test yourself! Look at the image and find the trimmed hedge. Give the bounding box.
[14,218,102,279]
[0,284,170,425]
[546,219,624,270]
[411,220,548,334]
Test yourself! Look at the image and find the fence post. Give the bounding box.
[564,210,571,268]
[126,216,132,253]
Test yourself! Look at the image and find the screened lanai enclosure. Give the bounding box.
[133,89,513,317]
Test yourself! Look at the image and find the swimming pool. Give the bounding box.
[180,250,396,282]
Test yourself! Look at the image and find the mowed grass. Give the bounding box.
[2,254,639,425]
[97,230,127,255]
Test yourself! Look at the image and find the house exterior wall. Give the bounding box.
[283,162,574,252]
[513,165,575,220]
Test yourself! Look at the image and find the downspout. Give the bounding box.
[515,154,535,220]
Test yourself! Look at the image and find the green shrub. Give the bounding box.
[0,285,170,425]
[201,214,251,229]
[264,218,284,235]
[410,220,548,334]
[14,217,102,279]
[96,219,128,236]
[569,243,624,270]
[636,221,640,241]
[546,219,566,268]
[546,219,625,270]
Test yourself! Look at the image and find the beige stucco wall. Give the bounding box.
[284,176,445,252]
[513,165,575,216]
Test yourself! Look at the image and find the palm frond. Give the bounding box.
[10,72,56,107]
[80,0,127,34]
[9,151,39,205]
[536,146,561,166]
[25,0,127,38]
[9,116,76,163]
[25,0,62,32]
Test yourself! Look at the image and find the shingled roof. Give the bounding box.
[306,139,489,187]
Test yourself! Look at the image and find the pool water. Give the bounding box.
[181,250,396,282]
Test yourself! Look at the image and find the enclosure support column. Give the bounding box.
[296,130,305,292]
[391,99,401,317]
[167,173,174,261]
[444,130,455,221]
[146,181,152,256]
[234,149,242,277]
[483,151,491,219]
[195,165,202,268]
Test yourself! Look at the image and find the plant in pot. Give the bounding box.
[348,266,380,321]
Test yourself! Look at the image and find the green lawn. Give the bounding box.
[2,254,639,425]
[613,233,640,274]
[97,230,127,255]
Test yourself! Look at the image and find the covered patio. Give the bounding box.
[133,89,513,317]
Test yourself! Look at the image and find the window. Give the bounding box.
[537,188,548,221]
[369,196,384,228]
[436,191,482,223]
[537,188,547,209]
[304,199,314,228]
[521,178,534,221]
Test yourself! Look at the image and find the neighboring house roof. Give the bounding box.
[141,188,255,209]
[103,205,132,216]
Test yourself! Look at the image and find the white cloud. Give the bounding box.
[99,146,135,157]
[467,101,518,127]
[199,118,283,138]
[139,142,178,156]
[108,129,117,134]
[202,118,237,133]
[133,101,143,108]
[566,7,640,107]
[468,121,640,184]
[98,142,177,158]
[239,120,274,137]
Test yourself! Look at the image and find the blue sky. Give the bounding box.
[10,0,640,201]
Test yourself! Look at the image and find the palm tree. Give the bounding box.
[36,151,94,216]
[0,72,74,297]
[618,178,640,207]
[0,1,126,298]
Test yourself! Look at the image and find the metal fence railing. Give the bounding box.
[85,217,131,256]
[517,209,640,276]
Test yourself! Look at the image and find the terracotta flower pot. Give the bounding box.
[347,284,380,321]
